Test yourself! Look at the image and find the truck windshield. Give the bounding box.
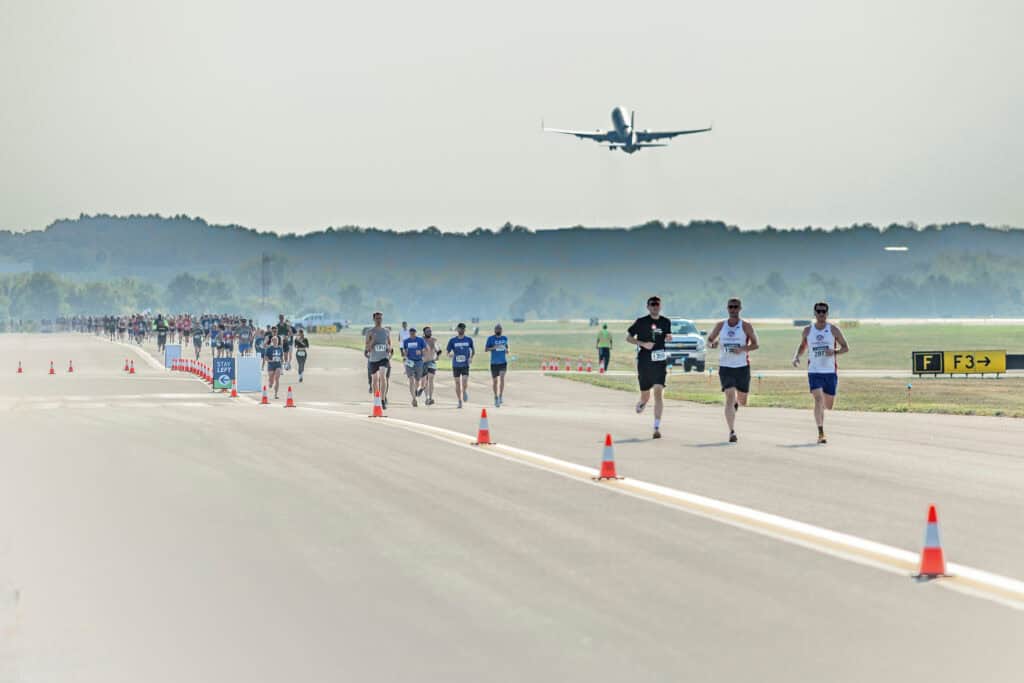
[671,321,698,335]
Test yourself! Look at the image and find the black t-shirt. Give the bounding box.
[628,315,672,364]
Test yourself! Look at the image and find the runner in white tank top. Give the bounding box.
[707,298,759,443]
[792,302,850,444]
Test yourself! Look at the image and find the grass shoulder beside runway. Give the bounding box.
[311,320,1024,374]
[553,372,1024,418]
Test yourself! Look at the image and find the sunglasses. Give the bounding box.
[728,304,740,309]
[647,302,661,307]
[814,309,828,314]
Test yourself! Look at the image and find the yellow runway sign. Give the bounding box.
[912,350,1006,375]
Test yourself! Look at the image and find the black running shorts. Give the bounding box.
[719,365,751,393]
[637,360,667,391]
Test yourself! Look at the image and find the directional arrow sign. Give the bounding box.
[941,350,1006,375]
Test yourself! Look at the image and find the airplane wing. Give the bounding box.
[635,126,712,143]
[543,127,615,142]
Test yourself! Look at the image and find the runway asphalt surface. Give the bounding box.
[2,334,1022,682]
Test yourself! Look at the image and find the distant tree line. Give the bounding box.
[1,215,1022,319]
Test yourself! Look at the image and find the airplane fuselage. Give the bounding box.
[610,106,639,153]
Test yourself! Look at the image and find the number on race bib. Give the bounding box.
[813,346,828,357]
[405,359,416,368]
[374,344,387,353]
[651,350,667,362]
[455,355,466,363]
[494,344,506,352]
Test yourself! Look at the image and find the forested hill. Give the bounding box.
[1,215,1023,319]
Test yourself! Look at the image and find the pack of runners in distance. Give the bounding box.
[364,315,509,410]
[631,296,849,445]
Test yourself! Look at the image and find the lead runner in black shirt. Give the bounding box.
[626,295,673,439]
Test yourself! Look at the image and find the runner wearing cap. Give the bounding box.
[792,301,850,444]
[446,322,474,408]
[626,296,673,439]
[707,297,759,443]
[484,324,510,407]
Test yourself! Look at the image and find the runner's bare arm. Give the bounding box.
[742,321,760,352]
[706,321,724,348]
[831,325,850,355]
[792,327,810,366]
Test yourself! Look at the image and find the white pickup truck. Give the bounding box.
[663,318,707,372]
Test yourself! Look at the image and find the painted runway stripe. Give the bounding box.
[295,404,1024,611]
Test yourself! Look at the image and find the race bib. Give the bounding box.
[405,359,416,368]
[296,350,307,358]
[724,343,741,353]
[650,350,667,362]
[455,355,467,363]
[373,343,387,353]
[812,345,829,357]
[426,361,437,370]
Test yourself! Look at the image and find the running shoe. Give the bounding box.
[729,431,738,443]
[635,401,647,414]
[382,398,388,410]
[457,400,463,409]
[416,387,423,397]
[299,375,303,383]
[652,429,661,439]
[494,396,499,408]
[412,398,418,407]
[463,391,469,402]
[817,433,827,444]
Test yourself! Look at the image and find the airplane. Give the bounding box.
[543,106,711,154]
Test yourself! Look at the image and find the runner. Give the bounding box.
[155,314,168,352]
[365,312,392,409]
[398,321,410,347]
[706,298,759,443]
[446,322,474,408]
[626,296,673,439]
[596,323,613,372]
[400,327,427,406]
[238,320,252,357]
[191,324,204,359]
[419,325,441,405]
[265,335,284,399]
[792,301,850,444]
[294,329,309,382]
[484,323,510,407]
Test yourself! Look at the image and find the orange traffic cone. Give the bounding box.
[599,365,605,374]
[123,359,129,371]
[593,434,623,480]
[48,361,55,375]
[915,505,947,578]
[17,361,23,374]
[67,360,74,373]
[260,385,270,405]
[564,360,571,372]
[541,360,547,371]
[284,386,296,408]
[129,360,135,375]
[369,390,385,418]
[230,380,238,398]
[577,360,583,372]
[473,408,493,445]
[586,361,592,373]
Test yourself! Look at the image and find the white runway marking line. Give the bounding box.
[295,404,1024,611]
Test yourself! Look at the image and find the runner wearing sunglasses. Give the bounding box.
[792,301,850,444]
[707,297,759,443]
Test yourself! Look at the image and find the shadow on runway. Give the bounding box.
[691,441,734,448]
[777,443,821,449]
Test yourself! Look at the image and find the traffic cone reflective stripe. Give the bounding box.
[49,361,55,375]
[284,386,296,407]
[260,386,270,405]
[370,391,384,417]
[594,434,622,480]
[916,505,947,578]
[473,408,493,445]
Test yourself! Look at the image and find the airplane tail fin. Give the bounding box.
[630,110,636,130]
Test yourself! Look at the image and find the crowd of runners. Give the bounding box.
[71,297,849,443]
[363,297,848,445]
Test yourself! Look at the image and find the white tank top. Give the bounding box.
[718,320,749,368]
[806,323,837,374]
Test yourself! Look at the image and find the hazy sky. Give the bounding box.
[2,0,1022,233]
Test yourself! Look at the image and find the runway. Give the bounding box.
[2,334,1022,682]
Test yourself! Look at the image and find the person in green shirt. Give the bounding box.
[596,323,613,371]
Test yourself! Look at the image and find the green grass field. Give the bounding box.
[555,372,1024,418]
[312,319,1020,373]
[311,319,1022,417]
